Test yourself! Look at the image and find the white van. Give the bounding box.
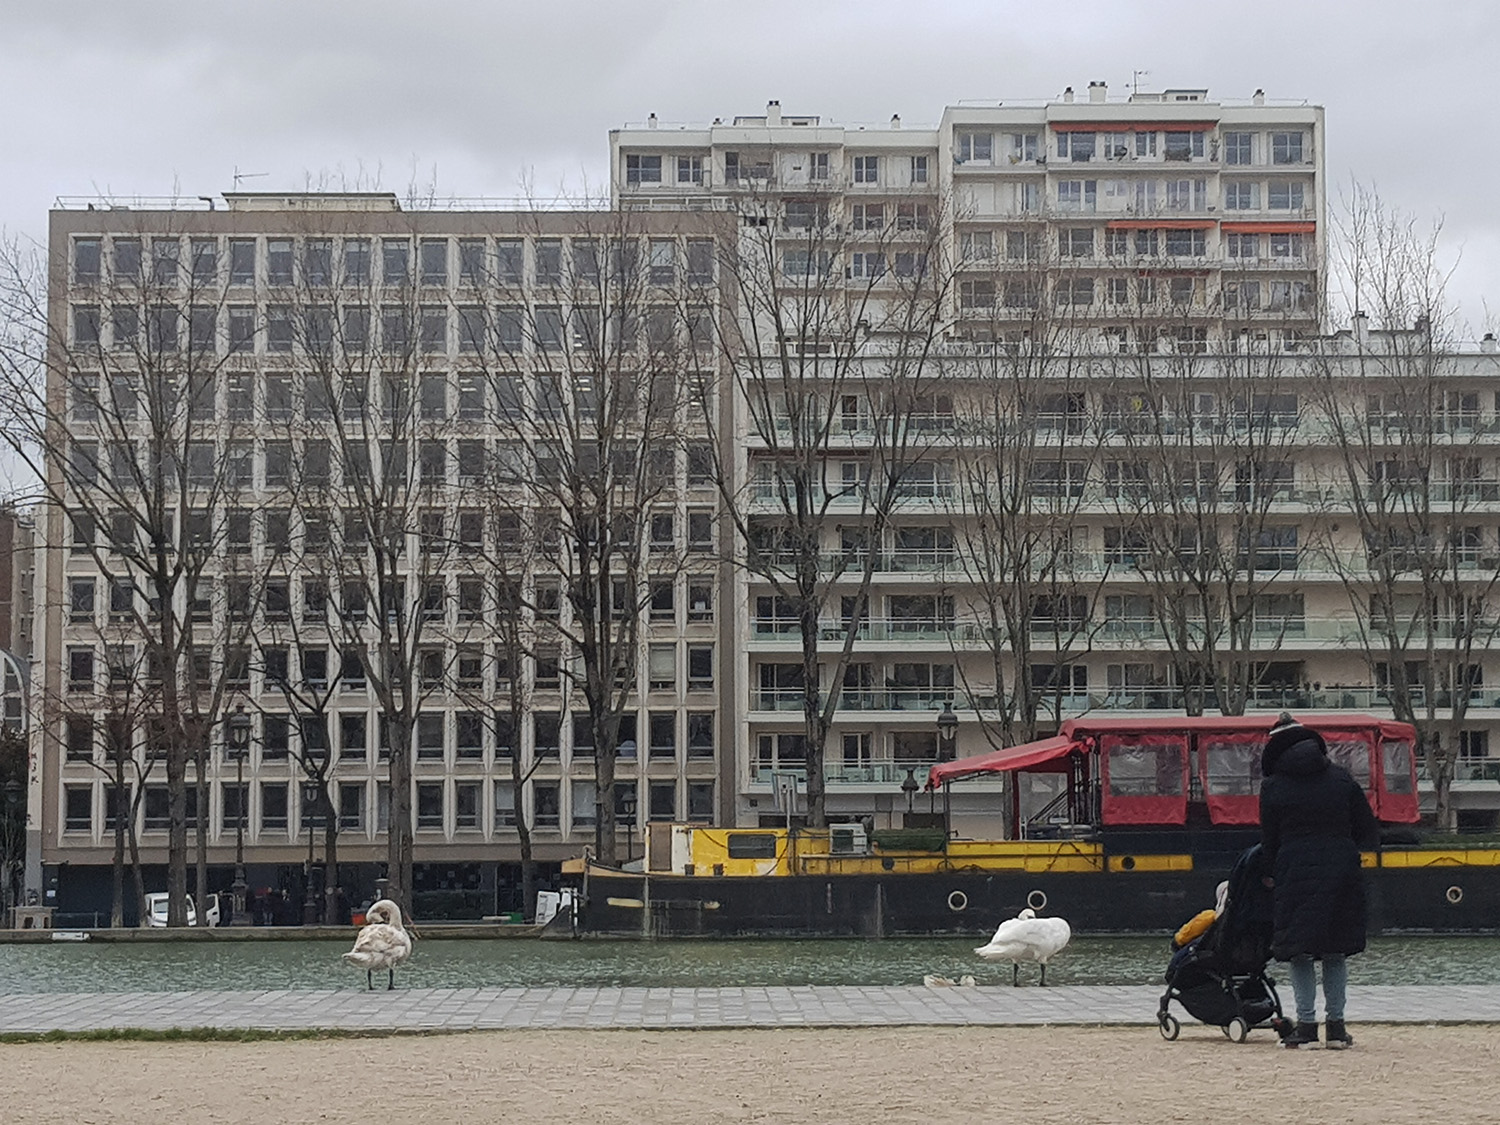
[143,892,221,928]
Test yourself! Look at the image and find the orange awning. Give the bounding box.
[1050,121,1217,133]
[926,735,1084,789]
[1221,221,1316,234]
[1106,219,1217,230]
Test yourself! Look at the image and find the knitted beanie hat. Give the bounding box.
[1261,712,1327,777]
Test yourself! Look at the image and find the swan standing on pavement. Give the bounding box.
[343,899,413,991]
[975,907,1072,986]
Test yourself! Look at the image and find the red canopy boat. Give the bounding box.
[928,714,1420,831]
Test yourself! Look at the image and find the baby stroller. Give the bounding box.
[1156,845,1292,1043]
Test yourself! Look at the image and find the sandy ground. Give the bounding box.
[2,1025,1495,1125]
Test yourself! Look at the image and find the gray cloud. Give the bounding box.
[3,0,1496,327]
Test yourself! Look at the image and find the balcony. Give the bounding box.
[753,688,959,713]
[752,761,939,786]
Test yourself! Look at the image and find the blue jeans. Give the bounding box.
[1288,953,1348,1024]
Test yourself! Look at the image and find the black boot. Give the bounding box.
[1325,1020,1353,1050]
[1280,1021,1319,1048]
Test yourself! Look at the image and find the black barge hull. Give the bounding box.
[574,864,1500,937]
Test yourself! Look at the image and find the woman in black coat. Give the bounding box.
[1259,717,1381,1049]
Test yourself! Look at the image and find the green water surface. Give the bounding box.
[0,935,1491,993]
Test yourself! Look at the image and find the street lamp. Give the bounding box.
[2,778,20,919]
[620,790,638,865]
[937,701,959,762]
[227,705,249,922]
[301,779,321,925]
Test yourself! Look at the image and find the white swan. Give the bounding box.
[342,899,413,991]
[974,907,1071,986]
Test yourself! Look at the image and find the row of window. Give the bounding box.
[64,637,719,697]
[67,503,718,565]
[70,301,717,356]
[1052,177,1309,212]
[961,228,1306,262]
[72,235,718,290]
[958,276,1314,313]
[955,129,1307,167]
[627,152,932,188]
[61,777,714,835]
[61,708,720,765]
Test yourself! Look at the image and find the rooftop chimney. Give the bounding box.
[1253,89,1265,106]
[1088,80,1107,104]
[1352,310,1369,346]
[891,113,901,129]
[1062,86,1075,104]
[648,113,658,130]
[1481,333,1497,354]
[767,100,782,126]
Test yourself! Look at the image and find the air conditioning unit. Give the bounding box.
[829,823,869,856]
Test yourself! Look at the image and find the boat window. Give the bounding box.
[1107,741,1184,796]
[1382,740,1414,794]
[727,833,778,859]
[1326,737,1371,789]
[1202,739,1261,795]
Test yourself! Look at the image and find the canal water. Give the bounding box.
[0,935,1494,993]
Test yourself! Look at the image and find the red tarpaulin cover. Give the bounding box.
[1198,731,1265,825]
[926,734,1082,789]
[1101,733,1189,825]
[1220,221,1317,234]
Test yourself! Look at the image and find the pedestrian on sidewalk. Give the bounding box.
[1259,715,1381,1049]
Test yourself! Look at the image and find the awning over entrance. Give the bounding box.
[926,734,1084,789]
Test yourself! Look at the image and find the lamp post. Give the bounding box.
[937,701,958,762]
[2,778,20,919]
[621,790,638,865]
[935,702,959,832]
[301,780,320,925]
[228,705,249,922]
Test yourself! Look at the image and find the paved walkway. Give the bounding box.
[3,984,1500,1034]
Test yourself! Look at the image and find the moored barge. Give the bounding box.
[566,715,1500,936]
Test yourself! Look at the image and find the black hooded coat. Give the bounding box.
[1259,730,1381,960]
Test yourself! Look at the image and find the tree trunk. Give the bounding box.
[194,742,209,926]
[595,723,618,867]
[110,757,126,928]
[386,719,413,912]
[323,809,340,924]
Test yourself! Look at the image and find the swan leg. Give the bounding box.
[1040,963,1047,987]
[387,968,395,991]
[1012,962,1019,987]
[366,969,373,992]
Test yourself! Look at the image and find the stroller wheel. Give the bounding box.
[1220,1024,1232,1039]
[1158,1014,1180,1041]
[1228,1017,1249,1043]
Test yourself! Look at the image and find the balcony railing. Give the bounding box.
[752,761,939,786]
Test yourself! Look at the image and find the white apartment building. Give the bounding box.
[610,88,1499,837]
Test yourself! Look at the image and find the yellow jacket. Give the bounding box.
[1173,908,1217,949]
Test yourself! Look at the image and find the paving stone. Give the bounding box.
[1,985,1497,1034]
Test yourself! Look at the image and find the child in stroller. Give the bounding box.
[1157,845,1293,1042]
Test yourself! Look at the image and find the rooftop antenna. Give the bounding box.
[1131,70,1150,97]
[232,166,269,191]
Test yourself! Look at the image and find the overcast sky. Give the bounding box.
[3,0,1497,333]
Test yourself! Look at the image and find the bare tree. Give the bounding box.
[473,210,711,865]
[942,267,1109,750]
[0,226,254,925]
[1308,187,1500,831]
[1099,308,1307,717]
[693,187,953,827]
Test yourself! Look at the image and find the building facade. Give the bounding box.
[26,86,1500,922]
